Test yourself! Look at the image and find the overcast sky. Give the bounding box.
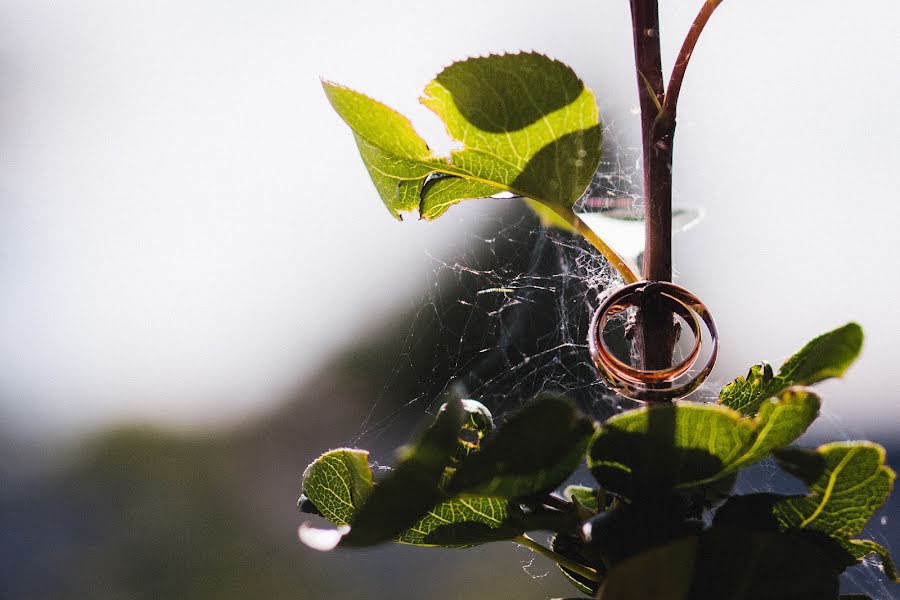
[0,0,897,437]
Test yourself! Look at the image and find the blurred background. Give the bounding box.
[1,0,898,598]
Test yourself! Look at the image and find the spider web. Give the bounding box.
[350,128,645,447]
[343,126,898,599]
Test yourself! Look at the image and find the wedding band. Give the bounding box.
[588,281,718,401]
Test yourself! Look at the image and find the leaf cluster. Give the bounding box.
[299,323,897,599]
[310,53,895,599]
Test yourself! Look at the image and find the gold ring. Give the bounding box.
[588,281,718,401]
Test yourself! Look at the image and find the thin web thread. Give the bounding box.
[345,125,896,598]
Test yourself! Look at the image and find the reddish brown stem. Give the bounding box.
[629,0,677,374]
[628,0,726,377]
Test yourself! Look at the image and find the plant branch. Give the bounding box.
[662,0,726,119]
[629,0,679,372]
[514,534,602,582]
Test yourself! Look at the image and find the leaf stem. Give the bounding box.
[514,534,602,582]
[549,204,640,284]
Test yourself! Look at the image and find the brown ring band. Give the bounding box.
[588,281,719,401]
[596,290,702,384]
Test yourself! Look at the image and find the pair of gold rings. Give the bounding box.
[588,281,718,401]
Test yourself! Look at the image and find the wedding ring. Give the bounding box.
[588,281,718,401]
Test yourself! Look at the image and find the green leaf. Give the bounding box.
[422,53,601,209]
[299,398,467,550]
[773,442,895,539]
[729,388,821,471]
[588,389,819,497]
[395,496,523,547]
[300,448,373,526]
[563,485,601,514]
[840,539,898,582]
[340,397,466,546]
[420,176,504,220]
[448,394,595,498]
[720,323,863,415]
[324,53,601,221]
[322,81,434,219]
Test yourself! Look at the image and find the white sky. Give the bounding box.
[0,0,897,437]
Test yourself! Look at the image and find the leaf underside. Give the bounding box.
[774,442,895,538]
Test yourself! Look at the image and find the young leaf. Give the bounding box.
[588,389,819,497]
[720,322,863,415]
[300,448,373,526]
[564,485,601,514]
[447,394,595,498]
[773,442,895,539]
[324,53,602,221]
[395,496,524,547]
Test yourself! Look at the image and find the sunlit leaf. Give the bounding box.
[729,388,821,470]
[340,397,466,546]
[299,398,466,550]
[324,53,601,221]
[322,82,434,219]
[588,389,819,497]
[563,485,601,514]
[422,53,601,209]
[300,448,372,526]
[396,496,523,547]
[773,442,895,539]
[420,176,504,220]
[448,394,595,498]
[719,323,863,415]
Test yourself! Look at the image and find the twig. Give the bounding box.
[662,0,727,119]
